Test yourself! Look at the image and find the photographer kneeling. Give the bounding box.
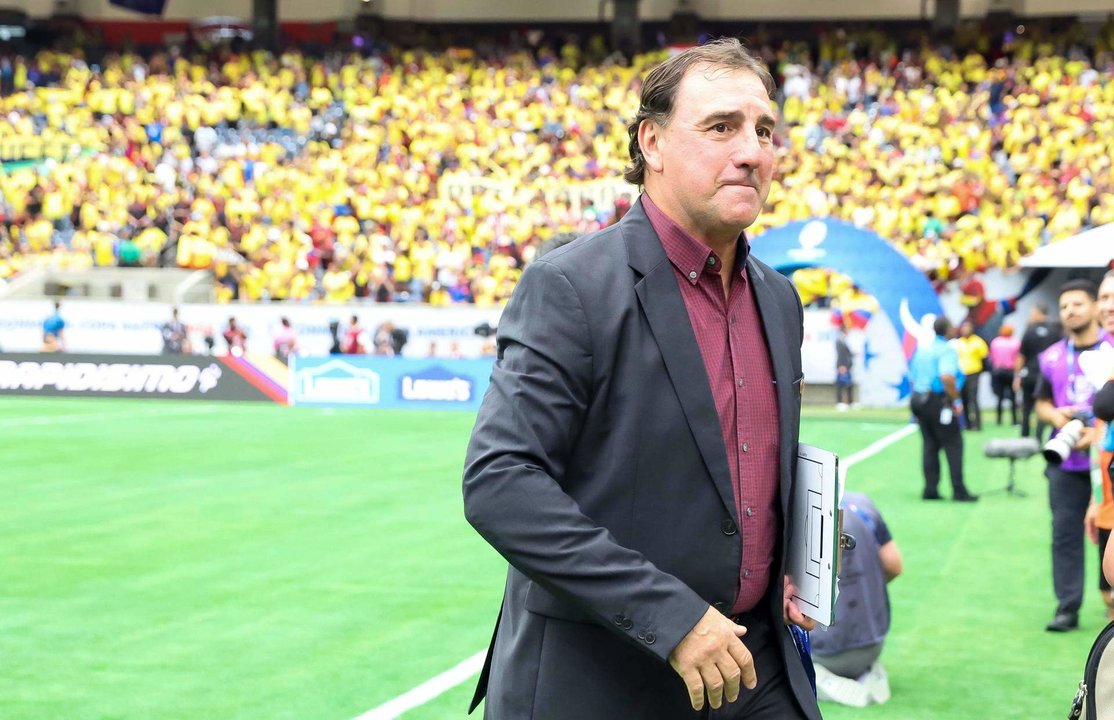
[1036,279,1113,632]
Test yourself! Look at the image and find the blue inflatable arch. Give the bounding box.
[750,218,943,365]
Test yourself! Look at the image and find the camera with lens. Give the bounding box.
[1042,418,1088,466]
[474,321,497,339]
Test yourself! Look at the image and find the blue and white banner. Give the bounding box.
[289,355,493,411]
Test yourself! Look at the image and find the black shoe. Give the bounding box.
[922,491,943,500]
[953,493,979,503]
[1046,612,1079,632]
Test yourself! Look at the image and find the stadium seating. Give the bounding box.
[0,26,1111,305]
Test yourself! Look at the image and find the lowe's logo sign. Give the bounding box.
[399,366,473,403]
[297,359,380,404]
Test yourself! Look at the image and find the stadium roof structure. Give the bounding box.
[1019,223,1114,269]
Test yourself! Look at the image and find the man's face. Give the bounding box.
[1059,289,1097,334]
[1098,277,1114,334]
[642,64,776,236]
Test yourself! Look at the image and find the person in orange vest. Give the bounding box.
[1089,271,1114,600]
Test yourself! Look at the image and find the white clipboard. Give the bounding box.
[787,443,840,627]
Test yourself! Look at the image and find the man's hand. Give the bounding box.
[1086,502,1100,544]
[1052,406,1077,429]
[1074,426,1096,452]
[783,576,816,631]
[668,606,755,711]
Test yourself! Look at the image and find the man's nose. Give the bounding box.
[730,130,763,167]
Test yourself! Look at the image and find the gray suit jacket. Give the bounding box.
[463,200,818,719]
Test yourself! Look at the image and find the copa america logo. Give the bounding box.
[787,220,829,261]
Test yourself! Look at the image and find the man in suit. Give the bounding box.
[463,38,819,719]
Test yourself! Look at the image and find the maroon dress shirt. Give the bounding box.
[642,194,781,615]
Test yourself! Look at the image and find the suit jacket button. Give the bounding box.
[613,614,625,627]
[644,632,656,644]
[637,630,646,640]
[622,618,633,630]
[721,518,738,535]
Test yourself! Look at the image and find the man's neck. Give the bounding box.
[643,188,742,257]
[1069,323,1100,347]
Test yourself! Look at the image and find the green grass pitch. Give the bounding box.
[0,398,1100,718]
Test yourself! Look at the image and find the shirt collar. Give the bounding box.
[640,193,749,286]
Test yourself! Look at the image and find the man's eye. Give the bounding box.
[712,123,729,133]
[757,127,772,138]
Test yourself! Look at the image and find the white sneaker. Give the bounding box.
[862,661,891,704]
[815,664,870,707]
[835,403,849,412]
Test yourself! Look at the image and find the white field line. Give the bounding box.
[839,422,918,483]
[356,423,917,719]
[352,651,487,720]
[0,405,220,428]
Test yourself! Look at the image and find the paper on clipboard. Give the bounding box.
[787,443,840,627]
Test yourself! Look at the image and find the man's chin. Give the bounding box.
[723,205,760,230]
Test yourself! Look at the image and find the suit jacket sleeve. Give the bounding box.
[463,259,709,662]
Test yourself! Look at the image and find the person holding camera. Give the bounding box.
[1036,279,1113,632]
[908,316,978,502]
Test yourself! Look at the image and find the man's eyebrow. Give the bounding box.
[698,110,744,125]
[697,110,778,127]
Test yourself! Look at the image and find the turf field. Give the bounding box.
[0,397,1101,719]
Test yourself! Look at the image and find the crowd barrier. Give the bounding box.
[0,351,497,409]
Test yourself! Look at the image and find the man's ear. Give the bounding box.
[637,119,664,174]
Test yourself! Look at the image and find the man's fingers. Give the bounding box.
[726,637,757,690]
[795,614,817,631]
[716,657,743,704]
[698,665,726,710]
[784,598,817,630]
[680,669,705,711]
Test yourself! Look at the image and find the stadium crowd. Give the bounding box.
[0,21,1111,306]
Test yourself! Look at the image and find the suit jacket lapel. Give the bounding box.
[747,257,796,517]
[621,203,738,526]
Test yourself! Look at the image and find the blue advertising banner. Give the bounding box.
[289,356,494,411]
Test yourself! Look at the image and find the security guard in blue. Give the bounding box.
[909,316,979,502]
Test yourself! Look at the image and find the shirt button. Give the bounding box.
[742,442,749,453]
[743,569,751,579]
[706,256,716,266]
[746,506,754,517]
[688,270,698,280]
[736,377,745,387]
